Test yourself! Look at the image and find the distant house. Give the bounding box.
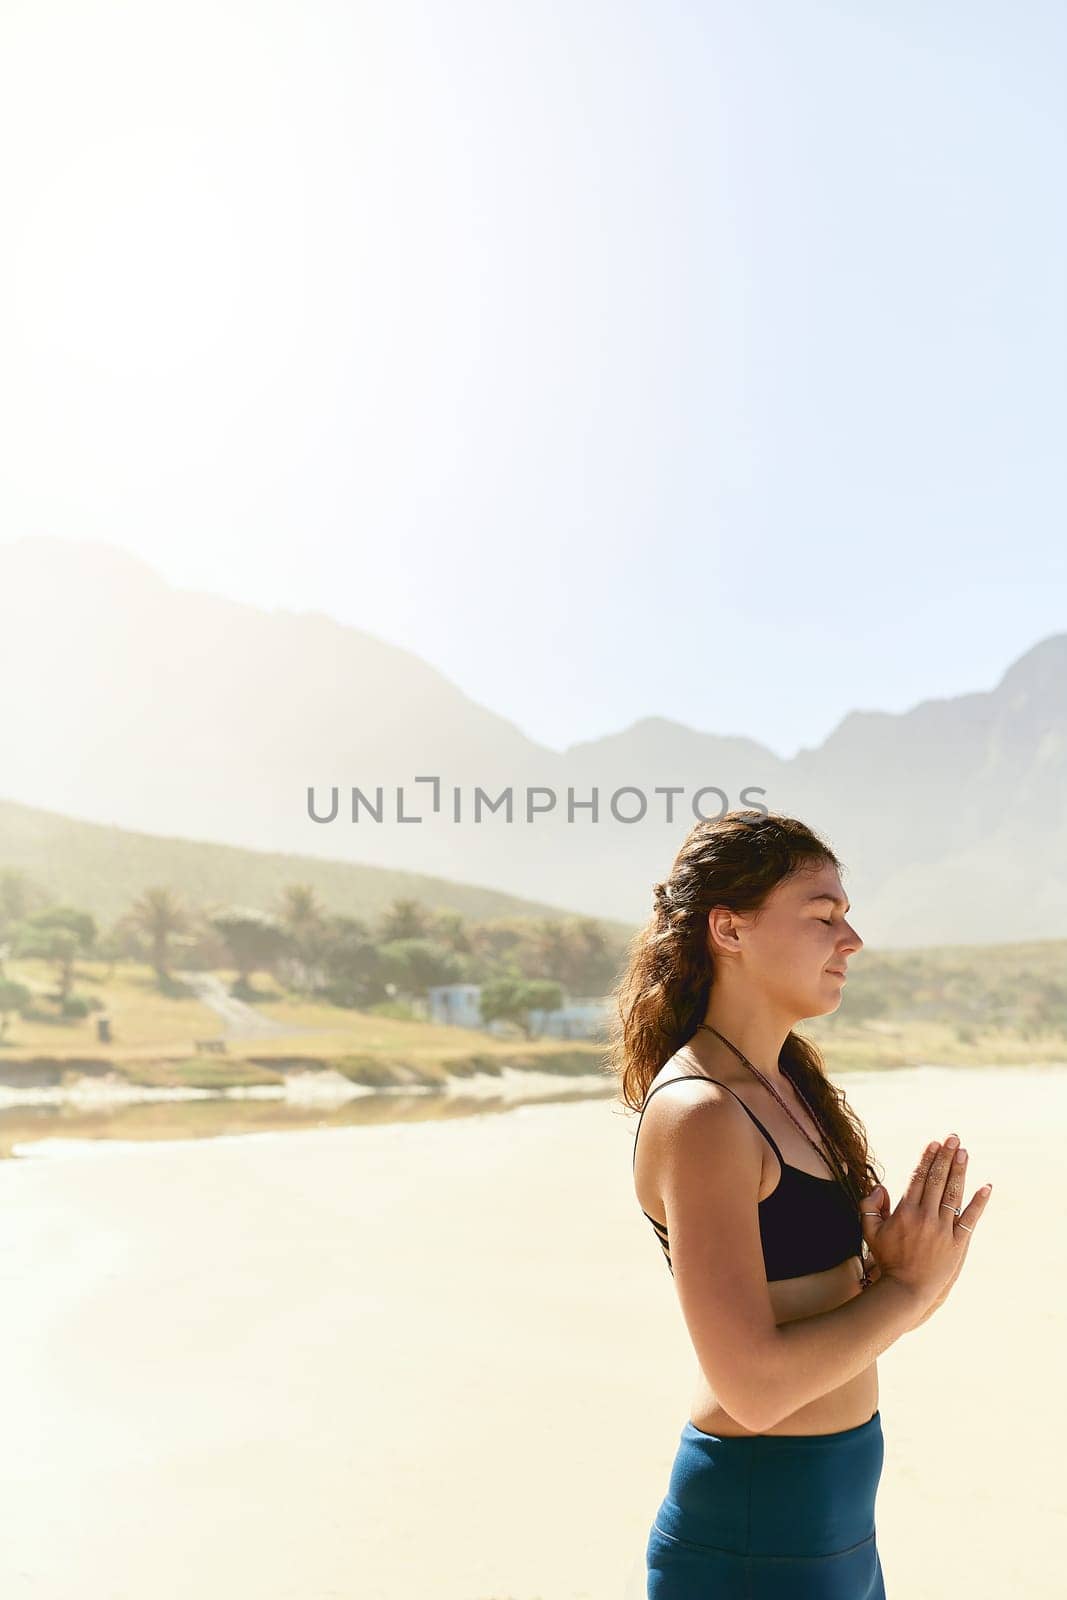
[427,983,483,1030]
[525,996,613,1041]
[427,983,611,1041]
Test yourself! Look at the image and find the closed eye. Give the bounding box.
[818,917,834,925]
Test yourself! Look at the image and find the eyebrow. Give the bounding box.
[806,893,851,914]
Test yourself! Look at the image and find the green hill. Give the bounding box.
[0,794,636,934]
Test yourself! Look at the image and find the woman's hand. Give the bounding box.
[859,1136,992,1323]
[860,1183,963,1325]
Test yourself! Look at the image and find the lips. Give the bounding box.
[826,968,847,978]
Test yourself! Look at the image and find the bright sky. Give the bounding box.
[2,1,1064,758]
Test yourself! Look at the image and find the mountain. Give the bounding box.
[1,535,1065,945]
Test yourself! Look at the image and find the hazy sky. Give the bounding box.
[3,1,1064,758]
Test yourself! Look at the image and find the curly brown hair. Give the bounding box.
[607,808,882,1212]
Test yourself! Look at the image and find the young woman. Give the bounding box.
[611,809,992,1599]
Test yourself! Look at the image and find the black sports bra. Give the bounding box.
[632,1074,863,1282]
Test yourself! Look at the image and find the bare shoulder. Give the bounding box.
[634,1057,764,1213]
[643,1062,759,1147]
[643,1052,753,1119]
[643,1056,751,1120]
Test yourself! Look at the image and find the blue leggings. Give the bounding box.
[646,1409,886,1598]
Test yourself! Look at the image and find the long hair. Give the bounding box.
[607,808,882,1210]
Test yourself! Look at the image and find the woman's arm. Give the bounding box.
[656,1087,927,1434]
[761,1273,920,1426]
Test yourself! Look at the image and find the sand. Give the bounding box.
[0,1062,1060,1599]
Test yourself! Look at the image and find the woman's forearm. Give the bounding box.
[754,1274,920,1431]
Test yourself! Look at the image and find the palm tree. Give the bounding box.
[129,887,188,981]
[378,897,433,942]
[0,869,49,948]
[274,884,329,993]
[276,883,326,941]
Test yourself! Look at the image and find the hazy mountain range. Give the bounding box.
[1,535,1064,947]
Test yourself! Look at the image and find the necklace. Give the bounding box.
[695,1023,849,1192]
[694,1023,873,1290]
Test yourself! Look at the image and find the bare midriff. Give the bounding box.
[689,1251,877,1437]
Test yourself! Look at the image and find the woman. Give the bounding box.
[611,809,992,1598]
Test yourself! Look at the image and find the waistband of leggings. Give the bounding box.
[682,1408,881,1451]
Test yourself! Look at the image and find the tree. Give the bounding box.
[467,918,526,974]
[378,897,434,942]
[562,916,618,995]
[319,915,386,1009]
[487,914,618,996]
[426,907,473,956]
[520,979,565,1038]
[209,909,289,989]
[479,976,564,1039]
[274,884,329,993]
[441,912,619,999]
[15,906,98,1000]
[526,918,573,984]
[276,883,327,941]
[128,886,189,981]
[0,870,50,944]
[378,938,465,999]
[0,977,30,1039]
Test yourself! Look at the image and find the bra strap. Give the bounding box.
[632,1073,786,1169]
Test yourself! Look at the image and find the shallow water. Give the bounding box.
[0,1070,616,1159]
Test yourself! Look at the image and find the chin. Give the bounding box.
[808,986,843,1019]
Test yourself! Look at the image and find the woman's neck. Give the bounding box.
[695,1007,793,1084]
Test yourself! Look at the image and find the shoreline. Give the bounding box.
[0,1054,1060,1116]
[0,1063,619,1114]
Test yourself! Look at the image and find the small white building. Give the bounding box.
[525,996,612,1041]
[426,983,484,1029]
[427,984,612,1040]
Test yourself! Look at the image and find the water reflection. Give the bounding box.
[0,1075,617,1159]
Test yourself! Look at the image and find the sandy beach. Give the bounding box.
[0,1061,1060,1599]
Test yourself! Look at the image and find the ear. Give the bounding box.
[706,904,745,959]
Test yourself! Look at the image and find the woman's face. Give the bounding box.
[710,858,864,1019]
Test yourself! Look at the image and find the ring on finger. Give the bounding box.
[939,1202,962,1215]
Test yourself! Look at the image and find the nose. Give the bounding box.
[840,922,863,954]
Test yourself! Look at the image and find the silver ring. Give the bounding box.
[860,1210,881,1216]
[956,1221,974,1233]
[939,1203,961,1215]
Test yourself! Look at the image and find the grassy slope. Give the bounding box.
[0,794,634,933]
[0,957,609,1088]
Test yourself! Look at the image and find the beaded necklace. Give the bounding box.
[695,1022,874,1288]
